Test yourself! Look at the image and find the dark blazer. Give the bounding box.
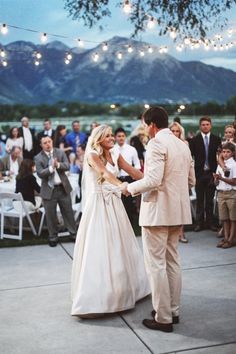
[0,155,23,175]
[189,133,221,179]
[15,174,40,205]
[34,148,72,200]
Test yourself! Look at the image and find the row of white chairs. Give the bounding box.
[0,192,81,240]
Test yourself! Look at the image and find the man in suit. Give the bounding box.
[189,116,221,231]
[34,136,76,247]
[36,119,55,154]
[0,146,22,176]
[121,106,195,332]
[18,116,36,159]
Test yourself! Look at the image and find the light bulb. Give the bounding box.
[139,50,145,57]
[93,52,99,62]
[34,60,40,66]
[213,45,218,51]
[227,29,233,37]
[123,0,131,14]
[41,33,47,43]
[144,104,150,109]
[2,59,7,67]
[117,52,123,60]
[127,45,133,53]
[66,53,72,60]
[1,24,8,35]
[169,29,177,39]
[77,38,84,47]
[176,45,183,52]
[147,17,155,29]
[35,52,42,59]
[102,42,108,51]
[0,49,6,58]
[219,44,224,51]
[148,46,153,53]
[179,105,185,110]
[184,37,191,45]
[204,44,210,51]
[64,58,70,65]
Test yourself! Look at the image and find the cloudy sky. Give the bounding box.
[1,0,236,71]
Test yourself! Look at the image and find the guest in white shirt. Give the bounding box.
[114,127,141,224]
[213,142,236,249]
[6,127,23,154]
[0,146,23,177]
[18,116,35,159]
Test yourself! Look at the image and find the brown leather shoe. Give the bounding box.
[143,318,173,332]
[151,310,179,324]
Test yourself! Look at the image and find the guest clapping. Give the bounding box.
[0,146,22,177]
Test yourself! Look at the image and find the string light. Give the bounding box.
[144,104,150,109]
[2,59,8,66]
[184,37,191,45]
[1,23,8,34]
[169,29,177,39]
[139,50,145,57]
[35,51,42,59]
[227,29,233,37]
[41,33,48,43]
[93,52,99,62]
[0,49,6,58]
[147,17,155,29]
[148,46,153,53]
[77,38,84,47]
[123,0,131,14]
[117,51,123,60]
[64,58,70,64]
[102,42,108,51]
[66,53,72,60]
[176,44,184,52]
[127,45,133,53]
[34,60,40,66]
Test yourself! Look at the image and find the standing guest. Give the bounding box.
[36,119,55,153]
[173,117,185,139]
[75,144,86,171]
[15,159,41,211]
[18,116,36,159]
[130,124,147,172]
[0,146,22,176]
[223,125,235,143]
[53,125,73,156]
[122,106,195,332]
[66,120,87,154]
[213,143,236,248]
[113,127,141,224]
[169,121,189,243]
[5,127,23,154]
[189,116,221,232]
[0,134,6,157]
[34,136,76,247]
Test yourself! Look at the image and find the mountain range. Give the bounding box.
[0,36,236,105]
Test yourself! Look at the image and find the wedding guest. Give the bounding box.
[15,159,41,211]
[114,127,141,224]
[0,134,6,158]
[223,125,235,144]
[5,127,23,154]
[18,116,36,159]
[130,124,147,172]
[189,116,221,232]
[69,153,80,174]
[0,146,22,176]
[35,136,76,247]
[169,121,189,243]
[66,120,87,153]
[36,119,55,153]
[75,144,86,171]
[53,125,73,156]
[213,142,236,248]
[173,116,185,139]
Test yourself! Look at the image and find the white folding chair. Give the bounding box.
[0,192,37,240]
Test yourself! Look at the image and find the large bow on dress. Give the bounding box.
[101,185,121,204]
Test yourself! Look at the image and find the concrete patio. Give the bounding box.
[0,230,236,354]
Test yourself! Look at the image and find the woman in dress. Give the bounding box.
[53,125,73,156]
[6,127,23,154]
[71,125,150,317]
[169,121,189,243]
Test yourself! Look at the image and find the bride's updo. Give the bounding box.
[89,124,112,156]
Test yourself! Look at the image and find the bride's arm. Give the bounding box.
[117,154,143,180]
[88,153,122,186]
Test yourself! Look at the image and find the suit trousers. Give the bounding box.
[142,225,182,323]
[195,171,216,226]
[43,185,76,241]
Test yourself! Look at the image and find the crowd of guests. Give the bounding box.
[0,114,236,248]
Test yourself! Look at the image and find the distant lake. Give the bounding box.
[0,115,235,137]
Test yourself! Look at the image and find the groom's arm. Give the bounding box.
[127,139,166,196]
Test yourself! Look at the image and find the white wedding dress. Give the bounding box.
[71,148,150,316]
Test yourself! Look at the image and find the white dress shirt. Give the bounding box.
[23,126,33,151]
[46,150,61,185]
[10,156,19,176]
[113,143,141,177]
[44,129,53,137]
[216,157,236,191]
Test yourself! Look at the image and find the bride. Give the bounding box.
[71,125,150,317]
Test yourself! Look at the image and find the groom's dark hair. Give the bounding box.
[143,106,168,128]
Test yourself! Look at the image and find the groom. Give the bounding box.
[122,106,195,332]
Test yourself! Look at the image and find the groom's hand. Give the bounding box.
[119,182,130,196]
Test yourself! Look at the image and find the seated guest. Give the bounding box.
[53,125,73,156]
[69,153,80,174]
[6,127,24,154]
[0,146,22,176]
[15,159,42,211]
[0,134,6,158]
[36,119,55,154]
[65,120,87,153]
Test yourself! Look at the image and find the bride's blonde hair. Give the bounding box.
[89,124,112,157]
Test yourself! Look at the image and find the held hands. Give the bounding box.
[119,181,130,196]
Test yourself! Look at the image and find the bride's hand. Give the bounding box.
[119,182,130,196]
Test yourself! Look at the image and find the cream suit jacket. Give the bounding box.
[128,128,196,227]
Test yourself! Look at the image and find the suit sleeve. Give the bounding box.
[34,155,52,179]
[128,139,166,196]
[188,156,196,187]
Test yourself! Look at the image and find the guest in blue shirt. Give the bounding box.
[65,120,87,153]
